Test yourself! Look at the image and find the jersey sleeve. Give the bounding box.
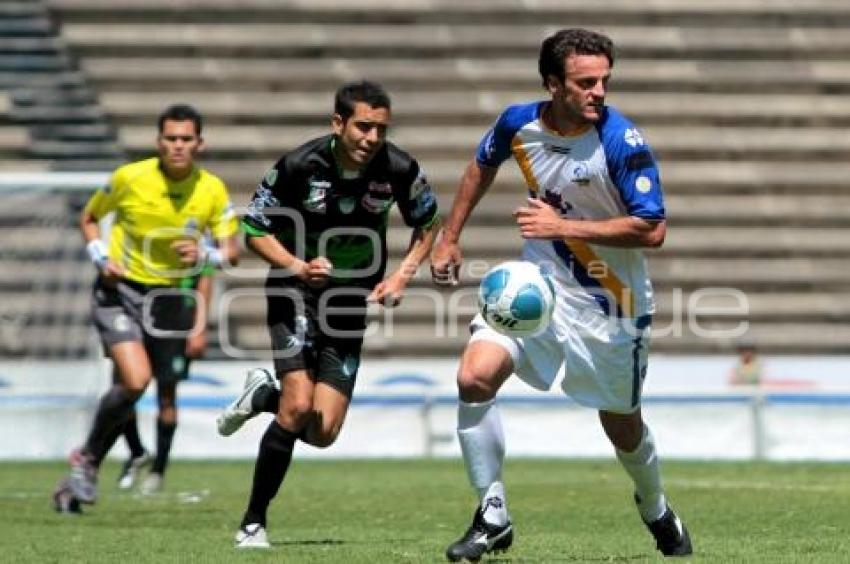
[83,168,125,219]
[206,179,239,239]
[242,157,292,236]
[598,110,666,220]
[475,102,540,168]
[395,159,439,229]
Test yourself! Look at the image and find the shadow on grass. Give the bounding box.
[486,554,648,563]
[273,539,345,546]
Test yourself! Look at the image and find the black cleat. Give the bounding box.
[644,504,692,557]
[446,507,513,562]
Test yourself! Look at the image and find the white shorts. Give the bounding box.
[468,304,652,414]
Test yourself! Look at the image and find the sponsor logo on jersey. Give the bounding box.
[304,177,330,214]
[340,355,359,379]
[545,143,571,155]
[635,175,652,193]
[362,181,393,214]
[246,186,280,227]
[624,128,644,148]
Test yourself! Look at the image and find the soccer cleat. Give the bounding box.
[140,472,163,495]
[217,368,276,437]
[445,507,513,562]
[235,523,270,549]
[643,504,692,557]
[53,478,83,515]
[67,449,98,504]
[117,451,152,490]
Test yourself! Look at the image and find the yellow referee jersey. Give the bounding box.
[84,157,238,286]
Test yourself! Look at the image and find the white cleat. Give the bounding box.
[217,368,276,437]
[118,451,152,490]
[235,523,270,549]
[140,472,163,495]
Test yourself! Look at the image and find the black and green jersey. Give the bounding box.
[242,134,439,289]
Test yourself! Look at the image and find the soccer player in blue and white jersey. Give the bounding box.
[431,29,691,561]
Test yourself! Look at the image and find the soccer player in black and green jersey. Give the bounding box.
[217,81,440,548]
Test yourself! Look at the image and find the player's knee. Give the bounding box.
[280,398,313,428]
[123,382,148,400]
[309,427,340,448]
[599,410,643,452]
[456,367,498,402]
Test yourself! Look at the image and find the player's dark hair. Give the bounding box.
[334,80,391,120]
[158,103,203,136]
[538,28,614,88]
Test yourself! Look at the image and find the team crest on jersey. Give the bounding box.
[568,162,591,186]
[304,177,330,214]
[338,197,357,214]
[624,128,644,148]
[362,181,393,214]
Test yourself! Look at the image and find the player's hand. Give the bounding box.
[367,275,405,308]
[300,257,333,289]
[185,329,207,359]
[513,198,567,239]
[100,260,126,286]
[171,239,201,265]
[430,237,462,286]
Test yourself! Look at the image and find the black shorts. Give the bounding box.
[266,282,367,398]
[92,277,194,383]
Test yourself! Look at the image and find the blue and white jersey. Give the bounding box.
[476,101,665,318]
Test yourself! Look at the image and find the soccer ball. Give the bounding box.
[478,260,555,337]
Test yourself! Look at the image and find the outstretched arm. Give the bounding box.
[430,160,498,285]
[368,219,440,307]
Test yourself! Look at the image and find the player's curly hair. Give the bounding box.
[538,28,615,88]
[334,80,392,120]
[158,103,203,135]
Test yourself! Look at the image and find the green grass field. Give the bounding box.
[2,458,849,562]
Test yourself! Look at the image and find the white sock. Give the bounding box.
[457,400,509,526]
[616,425,667,523]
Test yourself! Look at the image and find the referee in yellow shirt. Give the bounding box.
[53,104,240,513]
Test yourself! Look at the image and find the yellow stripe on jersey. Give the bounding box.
[84,157,238,286]
[563,239,636,317]
[510,134,635,316]
[510,136,539,192]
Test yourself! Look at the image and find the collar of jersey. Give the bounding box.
[330,137,363,179]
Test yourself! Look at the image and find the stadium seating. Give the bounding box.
[6,0,850,356]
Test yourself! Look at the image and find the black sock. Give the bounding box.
[152,418,177,474]
[241,421,298,528]
[84,385,136,466]
[123,411,146,458]
[250,383,280,414]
